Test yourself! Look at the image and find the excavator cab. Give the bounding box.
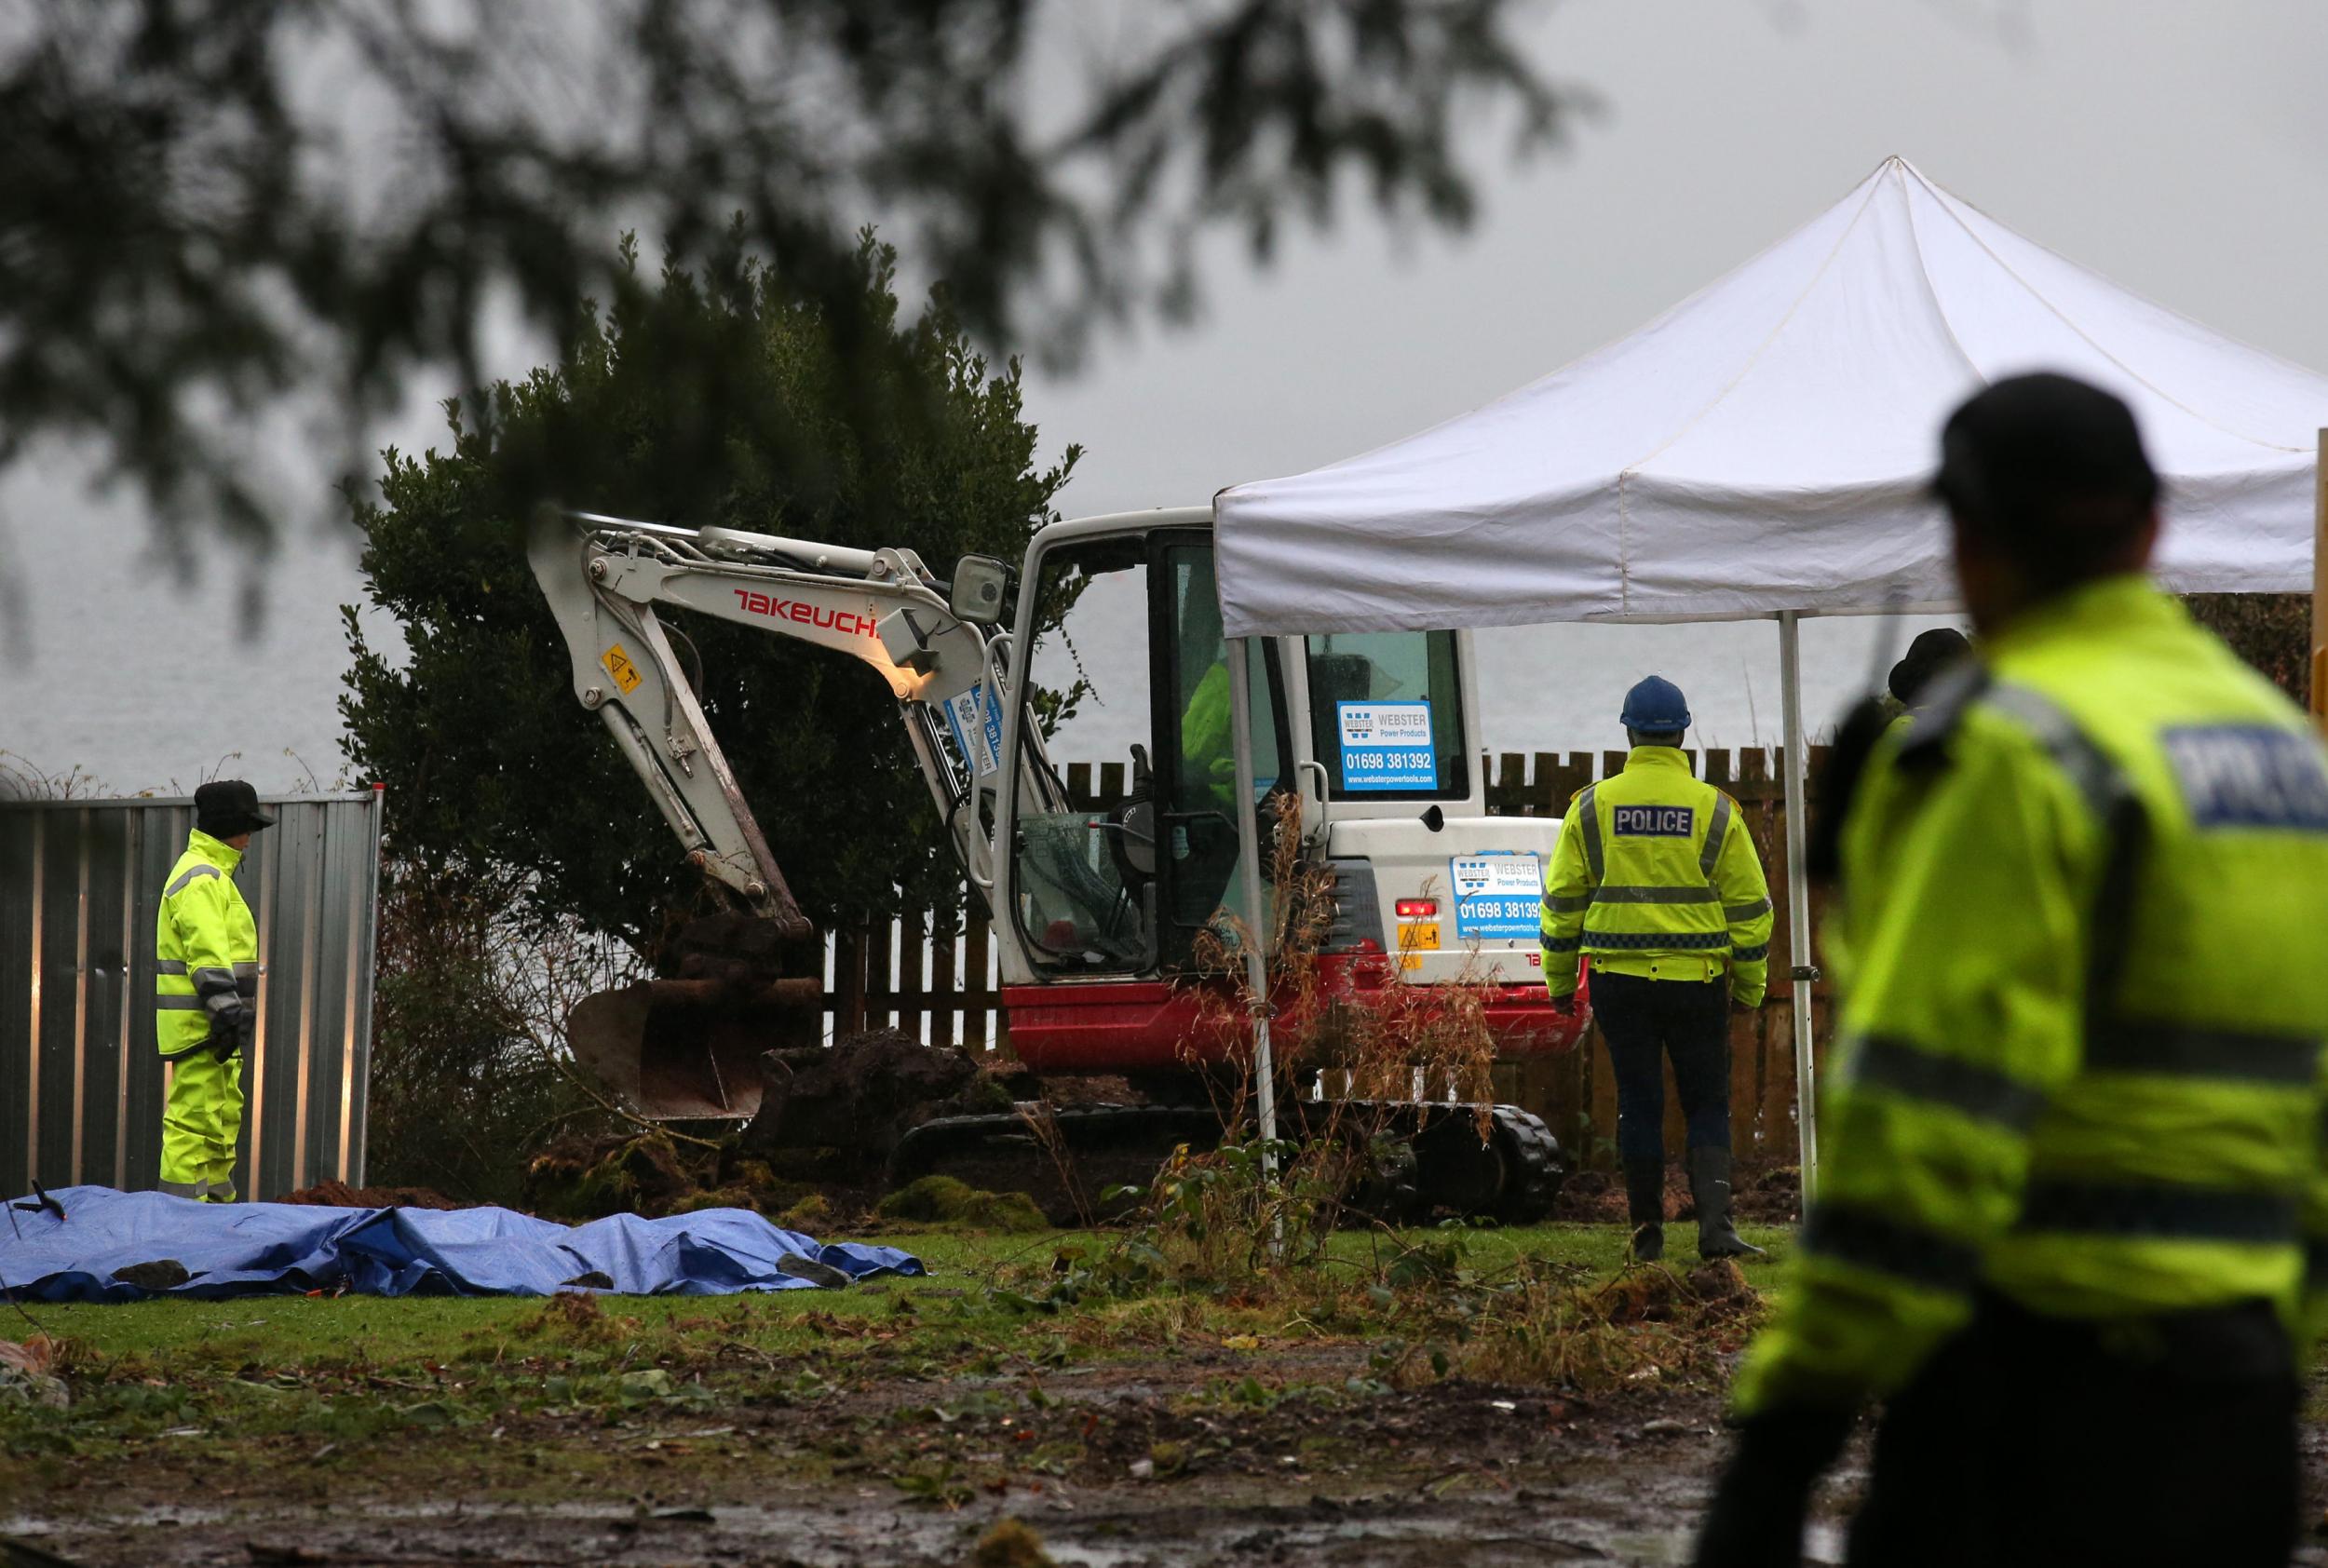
[1000,521,1288,980]
[989,510,1584,1089]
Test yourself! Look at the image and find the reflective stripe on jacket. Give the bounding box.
[156,829,258,1059]
[1538,746,1774,1006]
[1733,576,2328,1418]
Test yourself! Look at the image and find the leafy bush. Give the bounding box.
[2185,592,2309,707]
[360,860,622,1204]
[342,233,1078,950]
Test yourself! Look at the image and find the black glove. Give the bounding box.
[1693,1404,1854,1568]
[207,999,251,1061]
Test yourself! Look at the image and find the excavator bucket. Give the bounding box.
[565,976,822,1121]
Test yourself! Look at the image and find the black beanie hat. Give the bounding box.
[1888,627,1971,706]
[195,779,277,838]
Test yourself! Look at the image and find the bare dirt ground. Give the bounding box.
[7,1347,1759,1566]
[15,1335,2328,1567]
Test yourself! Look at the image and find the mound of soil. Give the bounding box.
[512,1035,1194,1229]
[1038,1073,1139,1108]
[275,1180,462,1210]
[519,1127,888,1227]
[507,1031,1009,1225]
[1597,1257,1756,1325]
[875,1174,1051,1233]
[743,1029,1015,1164]
[521,1129,702,1220]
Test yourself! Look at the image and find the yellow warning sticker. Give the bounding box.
[1397,921,1441,952]
[1400,952,1426,972]
[602,643,643,695]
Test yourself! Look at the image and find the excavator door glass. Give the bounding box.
[1157,539,1285,959]
[1010,535,1157,971]
[1008,530,1285,976]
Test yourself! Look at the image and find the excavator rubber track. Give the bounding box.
[888,1100,1566,1224]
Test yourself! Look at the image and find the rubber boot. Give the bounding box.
[1690,1145,1765,1260]
[1622,1155,1666,1263]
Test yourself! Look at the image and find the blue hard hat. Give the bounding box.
[1620,676,1691,732]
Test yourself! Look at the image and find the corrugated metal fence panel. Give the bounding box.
[0,791,383,1200]
[0,814,35,1193]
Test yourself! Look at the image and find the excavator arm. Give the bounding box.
[527,507,1016,930]
[525,506,1025,1116]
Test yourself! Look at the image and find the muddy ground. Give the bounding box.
[3,1345,1791,1566]
[5,1183,2325,1568]
[12,1326,2328,1567]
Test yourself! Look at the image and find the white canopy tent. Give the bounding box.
[1212,155,2328,1187]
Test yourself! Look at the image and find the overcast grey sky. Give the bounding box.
[1014,0,2328,761]
[11,0,2328,789]
[1026,0,2328,514]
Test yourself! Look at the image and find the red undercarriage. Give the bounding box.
[1004,949,1592,1075]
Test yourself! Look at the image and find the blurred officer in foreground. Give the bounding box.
[1541,676,1774,1262]
[156,779,274,1202]
[1696,372,2328,1567]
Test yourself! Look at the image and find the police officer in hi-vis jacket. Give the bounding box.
[1697,373,2328,1567]
[1541,678,1775,1263]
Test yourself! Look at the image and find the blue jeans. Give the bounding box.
[1591,970,1731,1162]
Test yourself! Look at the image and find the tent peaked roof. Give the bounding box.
[1214,155,2328,636]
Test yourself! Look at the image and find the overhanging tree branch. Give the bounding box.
[0,0,1573,547]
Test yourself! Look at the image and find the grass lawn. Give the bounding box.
[5,1220,1791,1369]
[0,1219,1791,1502]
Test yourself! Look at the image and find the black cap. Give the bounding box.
[1932,372,2159,585]
[195,780,276,838]
[1888,627,1971,707]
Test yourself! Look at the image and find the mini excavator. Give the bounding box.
[527,505,1590,1219]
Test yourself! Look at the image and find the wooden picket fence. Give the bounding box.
[817,760,1133,1051]
[823,746,1834,1169]
[824,914,1005,1051]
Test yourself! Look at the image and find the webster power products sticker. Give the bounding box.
[941,681,1006,777]
[602,643,643,695]
[1337,700,1436,790]
[1451,853,1543,939]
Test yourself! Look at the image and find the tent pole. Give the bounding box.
[2312,430,2327,727]
[1778,612,1820,1197]
[1225,637,1281,1174]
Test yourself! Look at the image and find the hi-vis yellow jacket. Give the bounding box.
[156,830,258,1059]
[1734,576,2328,1417]
[1180,662,1237,814]
[1539,747,1774,1007]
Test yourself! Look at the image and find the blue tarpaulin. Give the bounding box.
[0,1186,924,1302]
